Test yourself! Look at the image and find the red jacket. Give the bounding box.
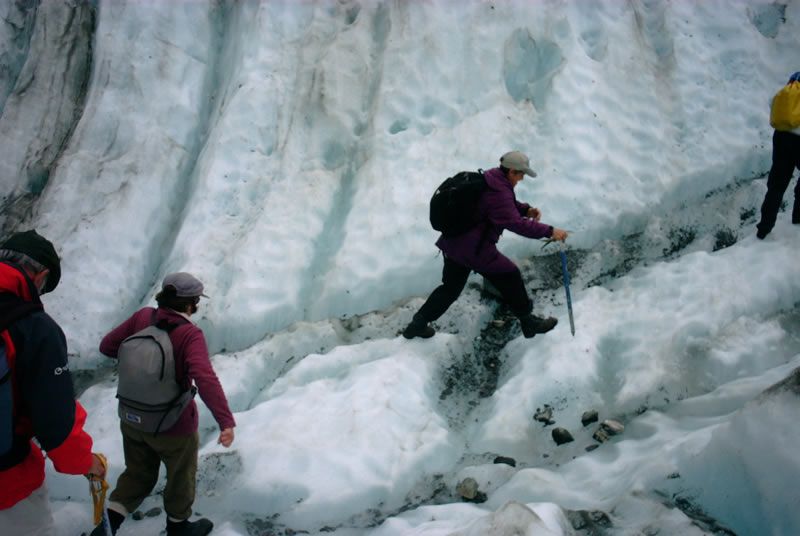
[0,262,94,510]
[100,307,235,435]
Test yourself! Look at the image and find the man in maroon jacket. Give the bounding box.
[92,272,235,536]
[404,151,569,340]
[0,230,105,535]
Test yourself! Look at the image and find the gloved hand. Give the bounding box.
[88,453,107,478]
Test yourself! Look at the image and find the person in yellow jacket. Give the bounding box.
[757,71,800,239]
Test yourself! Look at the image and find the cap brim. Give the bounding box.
[524,168,537,178]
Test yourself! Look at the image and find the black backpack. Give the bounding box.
[429,170,486,237]
[0,293,43,458]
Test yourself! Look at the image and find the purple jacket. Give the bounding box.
[100,307,236,436]
[436,167,553,274]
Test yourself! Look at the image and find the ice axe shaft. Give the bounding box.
[559,250,575,336]
[94,483,112,536]
[88,453,112,535]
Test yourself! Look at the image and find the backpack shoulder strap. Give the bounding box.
[142,312,190,383]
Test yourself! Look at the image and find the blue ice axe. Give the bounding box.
[540,239,576,336]
[559,250,575,336]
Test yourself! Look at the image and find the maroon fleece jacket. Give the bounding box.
[100,306,235,435]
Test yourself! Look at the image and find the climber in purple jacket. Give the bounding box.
[403,151,568,339]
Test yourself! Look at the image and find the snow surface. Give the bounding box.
[1,0,799,535]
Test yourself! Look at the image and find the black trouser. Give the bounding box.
[414,256,532,324]
[758,130,800,234]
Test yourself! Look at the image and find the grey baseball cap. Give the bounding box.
[500,151,537,178]
[162,272,209,298]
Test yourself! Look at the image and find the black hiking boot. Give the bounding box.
[402,319,435,339]
[166,518,213,536]
[90,509,125,535]
[519,314,558,338]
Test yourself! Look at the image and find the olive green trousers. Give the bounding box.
[108,422,199,520]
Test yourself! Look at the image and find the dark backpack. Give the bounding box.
[0,293,43,458]
[115,316,195,434]
[429,170,487,237]
[0,341,13,457]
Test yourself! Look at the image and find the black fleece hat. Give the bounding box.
[0,230,61,293]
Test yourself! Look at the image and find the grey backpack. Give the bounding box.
[116,319,195,434]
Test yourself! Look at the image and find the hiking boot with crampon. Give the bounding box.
[166,518,214,536]
[402,320,435,339]
[519,314,558,338]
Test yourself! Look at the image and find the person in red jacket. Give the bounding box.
[92,272,235,536]
[0,230,105,535]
